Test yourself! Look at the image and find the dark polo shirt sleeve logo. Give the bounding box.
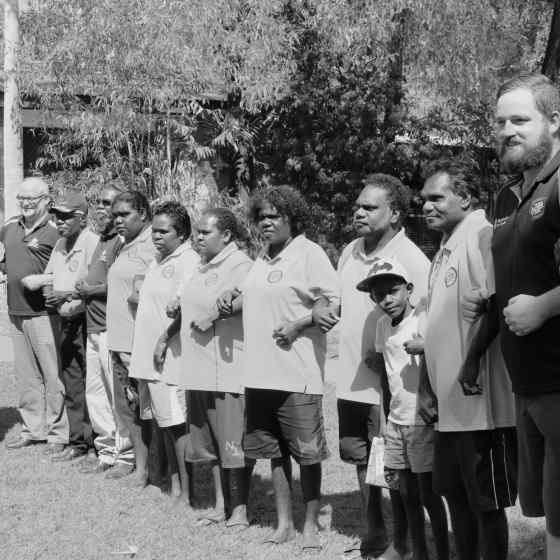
[492,156,560,395]
[0,216,59,316]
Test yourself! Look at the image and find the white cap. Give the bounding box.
[356,257,410,292]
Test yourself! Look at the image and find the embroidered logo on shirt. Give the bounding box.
[205,272,219,286]
[267,270,283,283]
[162,265,175,279]
[26,237,39,249]
[69,259,79,273]
[444,267,458,288]
[529,198,546,220]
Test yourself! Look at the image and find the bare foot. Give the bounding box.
[302,522,322,552]
[262,526,296,545]
[195,509,226,526]
[170,494,193,513]
[225,506,249,529]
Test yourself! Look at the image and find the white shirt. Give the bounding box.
[335,229,430,404]
[375,308,426,426]
[241,235,339,395]
[424,210,515,432]
[130,242,200,381]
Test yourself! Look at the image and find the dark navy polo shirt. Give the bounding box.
[84,232,123,333]
[0,215,59,316]
[492,151,560,395]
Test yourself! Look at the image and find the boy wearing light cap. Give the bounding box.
[357,257,449,560]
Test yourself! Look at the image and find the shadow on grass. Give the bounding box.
[0,406,20,442]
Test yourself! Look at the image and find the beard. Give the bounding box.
[498,130,553,174]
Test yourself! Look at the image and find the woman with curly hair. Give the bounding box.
[218,185,339,551]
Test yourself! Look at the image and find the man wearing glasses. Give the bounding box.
[1,177,69,452]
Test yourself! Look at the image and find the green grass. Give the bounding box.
[0,358,546,560]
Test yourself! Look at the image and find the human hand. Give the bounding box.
[272,321,300,349]
[191,310,217,332]
[503,294,548,336]
[458,359,482,396]
[462,288,489,322]
[166,297,180,318]
[46,290,72,308]
[217,288,240,317]
[403,333,424,355]
[417,393,438,425]
[153,334,169,372]
[74,279,94,299]
[312,302,340,333]
[21,274,50,291]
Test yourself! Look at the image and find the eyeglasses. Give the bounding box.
[16,194,48,205]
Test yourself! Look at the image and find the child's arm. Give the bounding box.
[403,333,424,355]
[365,349,391,426]
[458,295,500,395]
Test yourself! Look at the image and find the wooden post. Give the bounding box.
[3,0,23,220]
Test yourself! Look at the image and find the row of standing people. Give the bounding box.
[3,71,560,560]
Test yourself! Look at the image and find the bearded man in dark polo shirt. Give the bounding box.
[462,73,560,560]
[1,177,69,452]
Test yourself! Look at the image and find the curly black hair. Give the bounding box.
[361,173,412,226]
[202,207,239,240]
[248,184,309,236]
[152,200,191,238]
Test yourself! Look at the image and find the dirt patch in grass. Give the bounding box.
[0,362,545,560]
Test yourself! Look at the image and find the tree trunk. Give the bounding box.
[3,0,23,220]
[542,0,560,82]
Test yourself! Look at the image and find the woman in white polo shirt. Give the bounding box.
[218,185,339,551]
[130,201,199,507]
[166,208,254,528]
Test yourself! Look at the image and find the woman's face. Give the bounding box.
[112,201,147,242]
[151,214,184,258]
[197,214,230,262]
[256,202,291,246]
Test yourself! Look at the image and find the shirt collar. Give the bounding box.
[353,228,406,262]
[58,228,93,257]
[201,242,238,270]
[18,212,52,235]
[157,239,193,266]
[261,234,307,263]
[122,225,152,250]
[440,209,486,251]
[509,149,560,200]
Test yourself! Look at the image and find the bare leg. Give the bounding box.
[266,457,295,543]
[357,463,389,556]
[301,462,322,549]
[166,424,192,508]
[418,472,449,560]
[445,486,479,560]
[398,470,428,560]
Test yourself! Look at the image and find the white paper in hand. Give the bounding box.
[365,436,387,487]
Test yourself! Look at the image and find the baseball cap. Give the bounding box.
[51,191,88,215]
[356,257,410,292]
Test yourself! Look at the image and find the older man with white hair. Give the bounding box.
[0,177,68,452]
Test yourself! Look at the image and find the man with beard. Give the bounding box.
[314,174,432,560]
[75,184,134,476]
[464,73,560,559]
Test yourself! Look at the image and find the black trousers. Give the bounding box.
[60,314,92,453]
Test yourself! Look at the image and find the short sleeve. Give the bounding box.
[228,258,253,289]
[305,244,340,305]
[44,240,61,275]
[477,224,496,296]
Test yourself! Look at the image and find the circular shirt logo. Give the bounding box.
[267,270,283,283]
[68,259,79,273]
[529,198,546,219]
[205,272,219,286]
[161,265,175,279]
[444,267,458,288]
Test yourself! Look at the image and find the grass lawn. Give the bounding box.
[0,352,546,559]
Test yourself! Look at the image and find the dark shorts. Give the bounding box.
[244,388,329,465]
[516,393,560,536]
[186,390,247,469]
[337,399,382,465]
[433,428,518,512]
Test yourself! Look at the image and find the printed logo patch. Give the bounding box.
[370,260,393,274]
[267,270,283,283]
[68,259,79,273]
[26,237,39,249]
[161,265,175,279]
[529,198,546,219]
[225,440,243,458]
[444,267,458,288]
[204,272,219,286]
